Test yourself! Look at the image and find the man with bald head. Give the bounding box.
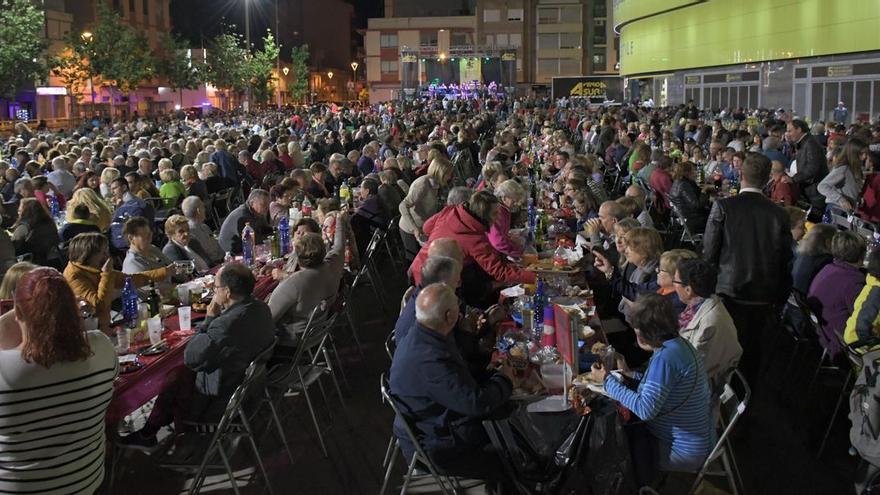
[390,283,514,484]
[409,237,464,286]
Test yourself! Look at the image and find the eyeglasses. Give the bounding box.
[672,280,686,286]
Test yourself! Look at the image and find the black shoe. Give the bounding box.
[117,430,158,451]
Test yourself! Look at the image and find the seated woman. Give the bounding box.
[411,190,536,308]
[792,223,836,295]
[181,196,225,265]
[64,232,170,332]
[673,259,742,393]
[845,248,880,348]
[60,204,101,242]
[488,179,526,258]
[656,249,698,316]
[268,183,295,226]
[162,215,211,274]
[351,178,387,257]
[593,227,663,309]
[857,151,880,223]
[11,198,61,266]
[0,262,36,350]
[122,216,183,284]
[668,161,710,234]
[66,187,113,232]
[0,267,117,494]
[270,217,323,281]
[181,164,208,201]
[31,175,66,212]
[75,171,101,195]
[592,293,714,485]
[808,231,867,358]
[267,214,348,349]
[159,169,186,209]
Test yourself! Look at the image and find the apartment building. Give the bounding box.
[533,0,616,84]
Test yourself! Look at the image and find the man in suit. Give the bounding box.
[703,152,793,391]
[120,263,275,449]
[788,119,828,220]
[390,284,514,485]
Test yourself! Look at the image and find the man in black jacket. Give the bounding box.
[120,263,275,449]
[703,152,793,391]
[788,119,828,220]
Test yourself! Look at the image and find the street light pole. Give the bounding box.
[81,31,95,114]
[244,0,251,111]
[350,61,358,101]
[275,0,282,110]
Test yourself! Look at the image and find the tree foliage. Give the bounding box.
[0,0,46,100]
[290,44,310,103]
[157,34,202,95]
[250,30,280,106]
[49,49,90,98]
[205,32,250,96]
[87,3,154,96]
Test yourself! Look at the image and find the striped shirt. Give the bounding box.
[604,336,715,472]
[0,331,118,494]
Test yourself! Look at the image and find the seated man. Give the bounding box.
[673,258,743,393]
[350,178,387,258]
[109,177,154,250]
[390,283,514,482]
[218,189,273,254]
[120,263,275,449]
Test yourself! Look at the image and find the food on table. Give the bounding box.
[572,372,603,386]
[568,385,598,416]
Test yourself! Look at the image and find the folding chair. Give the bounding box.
[381,216,407,272]
[669,202,703,250]
[827,204,853,231]
[852,215,878,240]
[334,281,366,363]
[208,188,234,229]
[160,339,278,495]
[351,228,390,311]
[264,301,341,458]
[400,285,416,315]
[379,374,465,495]
[687,369,751,495]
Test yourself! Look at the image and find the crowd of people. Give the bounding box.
[0,93,879,492]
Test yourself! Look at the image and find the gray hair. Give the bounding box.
[181,195,204,219]
[247,188,270,205]
[420,256,461,286]
[763,136,780,152]
[51,156,67,171]
[495,179,526,204]
[446,186,472,206]
[415,283,458,330]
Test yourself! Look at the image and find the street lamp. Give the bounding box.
[350,61,359,97]
[281,67,290,104]
[243,0,251,110]
[327,71,334,80]
[80,31,96,111]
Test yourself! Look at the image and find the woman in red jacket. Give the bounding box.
[410,190,536,307]
[857,150,880,223]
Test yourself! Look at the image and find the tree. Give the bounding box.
[290,44,310,104]
[87,3,154,116]
[157,34,202,107]
[0,0,46,116]
[250,30,280,106]
[48,49,91,117]
[204,32,250,109]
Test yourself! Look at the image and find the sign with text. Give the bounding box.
[551,76,623,103]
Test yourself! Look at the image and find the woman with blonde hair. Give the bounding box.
[477,161,506,191]
[398,157,454,261]
[489,179,527,257]
[99,167,120,199]
[594,226,663,308]
[66,188,113,232]
[0,262,37,350]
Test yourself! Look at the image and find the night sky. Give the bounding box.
[169,0,382,54]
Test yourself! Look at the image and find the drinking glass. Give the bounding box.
[177,284,191,306]
[178,306,192,332]
[147,316,163,345]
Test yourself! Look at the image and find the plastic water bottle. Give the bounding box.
[121,276,139,328]
[278,215,290,255]
[339,179,352,207]
[533,277,545,340]
[527,197,536,233]
[48,194,59,219]
[302,197,313,217]
[241,222,255,266]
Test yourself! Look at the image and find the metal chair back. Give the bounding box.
[827,204,853,230]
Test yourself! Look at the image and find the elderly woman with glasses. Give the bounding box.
[162,215,211,274]
[488,179,527,258]
[656,249,698,316]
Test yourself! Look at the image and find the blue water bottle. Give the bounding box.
[121,276,139,328]
[48,194,59,219]
[278,216,290,255]
[241,222,255,266]
[533,277,545,341]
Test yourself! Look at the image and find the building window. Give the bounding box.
[593,53,606,69]
[156,0,164,25]
[560,33,580,49]
[538,58,557,75]
[538,33,558,49]
[450,32,469,46]
[129,0,136,17]
[560,6,580,21]
[142,0,148,17]
[112,0,121,12]
[507,8,523,21]
[593,19,606,45]
[509,33,522,47]
[381,61,399,74]
[380,34,398,48]
[538,8,558,24]
[593,1,607,18]
[496,34,509,47]
[485,34,495,46]
[420,31,438,47]
[484,9,500,22]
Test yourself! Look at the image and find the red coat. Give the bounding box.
[409,205,536,286]
[858,173,880,223]
[768,175,799,206]
[649,168,673,211]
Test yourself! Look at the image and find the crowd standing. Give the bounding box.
[1,94,880,492]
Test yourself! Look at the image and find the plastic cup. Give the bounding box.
[116,327,130,354]
[178,306,192,332]
[147,316,163,345]
[177,284,191,306]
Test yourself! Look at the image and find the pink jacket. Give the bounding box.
[488,205,523,258]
